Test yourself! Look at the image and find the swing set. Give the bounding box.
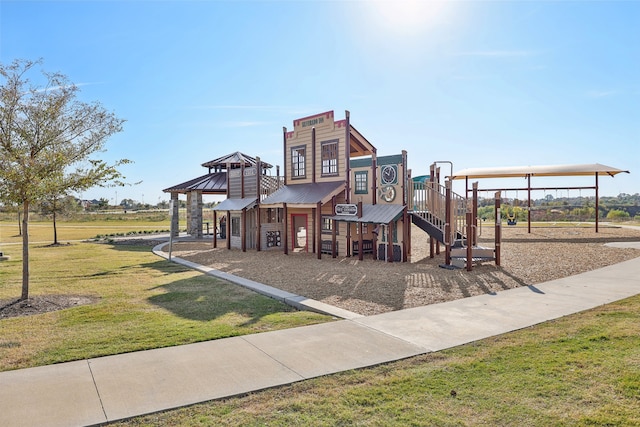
[450,163,630,233]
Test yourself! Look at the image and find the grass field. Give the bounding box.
[0,220,330,371]
[111,295,640,426]
[2,218,639,425]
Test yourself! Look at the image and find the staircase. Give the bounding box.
[409,180,495,268]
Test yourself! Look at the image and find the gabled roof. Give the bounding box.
[201,151,273,169]
[261,181,346,207]
[349,124,376,157]
[451,163,629,180]
[162,172,227,194]
[327,204,406,224]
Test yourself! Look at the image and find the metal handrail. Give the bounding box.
[410,180,467,243]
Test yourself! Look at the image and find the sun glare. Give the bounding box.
[367,0,450,37]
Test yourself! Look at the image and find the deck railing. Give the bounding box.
[260,175,284,200]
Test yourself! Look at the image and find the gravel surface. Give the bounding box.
[168,224,640,316]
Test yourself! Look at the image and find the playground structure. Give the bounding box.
[163,110,630,271]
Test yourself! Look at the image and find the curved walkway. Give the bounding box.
[1,239,639,427]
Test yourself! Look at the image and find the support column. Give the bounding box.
[188,190,203,238]
[170,192,179,238]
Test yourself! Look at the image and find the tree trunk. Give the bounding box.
[21,201,30,300]
[53,210,58,245]
[18,211,22,236]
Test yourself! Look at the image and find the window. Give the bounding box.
[354,171,368,194]
[291,146,306,178]
[231,216,241,237]
[321,140,338,176]
[321,216,337,234]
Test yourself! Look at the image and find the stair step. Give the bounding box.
[450,246,495,259]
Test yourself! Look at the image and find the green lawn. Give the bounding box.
[0,239,330,371]
[112,295,640,426]
[2,218,639,425]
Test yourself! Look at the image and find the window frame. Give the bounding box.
[354,170,368,194]
[231,216,241,237]
[291,145,306,179]
[321,140,339,177]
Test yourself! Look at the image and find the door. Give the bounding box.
[291,214,308,252]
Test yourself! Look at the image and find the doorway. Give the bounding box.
[291,214,308,252]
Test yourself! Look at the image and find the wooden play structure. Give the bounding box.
[164,110,630,270]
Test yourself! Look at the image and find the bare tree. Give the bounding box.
[0,59,129,300]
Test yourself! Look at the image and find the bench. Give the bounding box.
[352,239,373,255]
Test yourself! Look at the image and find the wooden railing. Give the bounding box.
[260,175,284,200]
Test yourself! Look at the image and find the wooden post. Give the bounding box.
[358,222,364,261]
[444,181,452,266]
[387,222,394,263]
[256,206,261,252]
[466,210,473,272]
[595,172,599,233]
[331,196,337,258]
[213,209,217,248]
[494,191,501,266]
[357,200,363,260]
[311,127,316,184]
[283,203,288,255]
[316,202,322,260]
[282,127,288,186]
[241,208,247,252]
[226,210,231,250]
[527,174,532,234]
[472,182,478,246]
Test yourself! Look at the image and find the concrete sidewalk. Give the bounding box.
[1,247,639,427]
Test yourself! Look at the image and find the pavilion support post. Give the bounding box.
[527,174,532,234]
[494,192,501,266]
[595,172,599,233]
[466,210,473,272]
[170,192,179,238]
[472,182,479,246]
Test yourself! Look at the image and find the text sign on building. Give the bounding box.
[335,204,358,216]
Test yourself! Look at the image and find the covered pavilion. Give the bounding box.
[163,152,275,237]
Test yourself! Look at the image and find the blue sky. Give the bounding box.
[1,0,638,203]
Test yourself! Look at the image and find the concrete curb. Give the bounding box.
[152,242,364,320]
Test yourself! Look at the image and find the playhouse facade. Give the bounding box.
[213,110,411,261]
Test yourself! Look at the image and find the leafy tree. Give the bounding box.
[0,59,128,300]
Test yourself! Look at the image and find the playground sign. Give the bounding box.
[335,204,358,216]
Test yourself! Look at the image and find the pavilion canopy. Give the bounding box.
[450,163,629,180]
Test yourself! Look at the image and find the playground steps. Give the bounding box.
[410,212,444,243]
[410,212,465,245]
[450,245,495,268]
